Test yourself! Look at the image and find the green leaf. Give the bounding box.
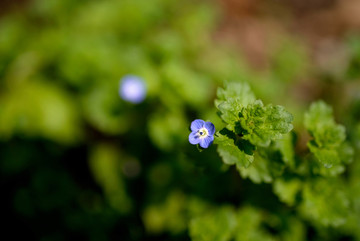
[312,162,345,177]
[214,128,255,168]
[311,142,353,176]
[280,217,306,241]
[299,178,350,227]
[216,98,243,131]
[304,100,333,133]
[215,82,293,147]
[273,178,302,206]
[189,206,237,241]
[234,207,277,241]
[148,109,188,151]
[215,82,256,131]
[239,100,294,147]
[237,154,273,183]
[0,81,81,143]
[238,146,285,183]
[304,101,353,169]
[215,82,256,107]
[142,191,187,234]
[278,132,296,169]
[89,144,132,214]
[308,141,343,168]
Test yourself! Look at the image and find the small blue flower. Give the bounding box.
[119,75,146,103]
[189,119,215,149]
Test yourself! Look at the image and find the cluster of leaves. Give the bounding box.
[191,81,359,240]
[305,101,353,173]
[214,82,293,172]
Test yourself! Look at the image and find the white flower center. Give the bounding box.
[198,127,208,138]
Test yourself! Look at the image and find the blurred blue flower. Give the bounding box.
[189,119,215,148]
[119,75,146,103]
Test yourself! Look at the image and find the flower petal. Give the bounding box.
[204,122,215,135]
[190,119,205,132]
[189,132,201,145]
[199,135,214,148]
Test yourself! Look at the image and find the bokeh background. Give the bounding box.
[1,0,360,240]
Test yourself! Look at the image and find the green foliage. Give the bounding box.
[299,178,350,227]
[216,83,293,146]
[234,207,278,241]
[0,81,81,143]
[143,192,188,234]
[273,178,302,206]
[305,101,353,169]
[214,82,293,174]
[189,206,237,241]
[89,144,132,214]
[189,206,278,241]
[239,145,285,183]
[214,128,254,168]
[190,205,306,241]
[1,0,360,240]
[239,100,293,147]
[215,82,256,131]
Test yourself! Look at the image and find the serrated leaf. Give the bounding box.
[304,101,353,169]
[215,82,293,147]
[304,100,333,133]
[239,100,294,147]
[304,101,345,147]
[237,154,273,183]
[215,82,256,131]
[215,82,256,107]
[215,128,255,168]
[238,146,285,183]
[216,98,243,131]
[308,140,341,168]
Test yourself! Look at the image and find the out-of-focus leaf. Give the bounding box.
[161,61,212,108]
[278,132,296,168]
[189,206,237,241]
[0,81,81,143]
[238,147,285,183]
[299,178,350,227]
[234,206,277,241]
[214,128,255,168]
[142,191,187,234]
[148,109,187,150]
[82,82,131,135]
[273,178,302,206]
[305,101,353,169]
[89,144,132,214]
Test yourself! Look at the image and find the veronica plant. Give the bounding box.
[190,82,293,168]
[189,82,295,180]
[187,81,356,240]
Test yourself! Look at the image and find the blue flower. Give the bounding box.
[189,119,215,149]
[119,75,146,103]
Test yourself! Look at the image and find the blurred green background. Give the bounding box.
[1,0,360,240]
